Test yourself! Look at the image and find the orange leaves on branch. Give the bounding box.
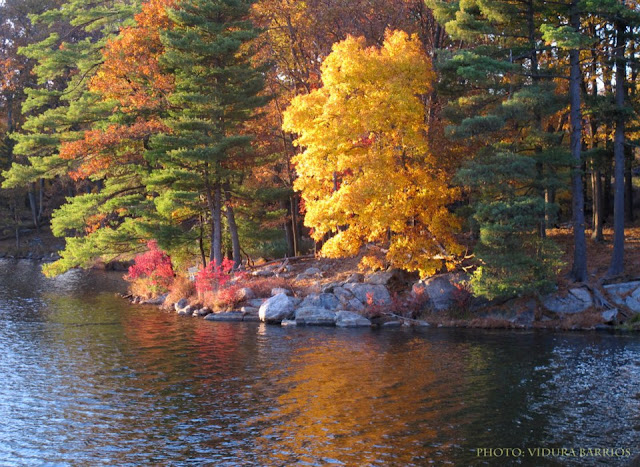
[60,119,168,180]
[90,0,175,114]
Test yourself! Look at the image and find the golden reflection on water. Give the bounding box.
[250,333,472,465]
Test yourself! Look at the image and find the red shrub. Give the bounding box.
[126,240,174,297]
[195,258,234,294]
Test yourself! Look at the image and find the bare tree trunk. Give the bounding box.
[37,179,44,223]
[625,145,634,222]
[569,1,587,282]
[199,214,207,268]
[281,198,295,257]
[591,170,604,241]
[205,175,223,267]
[223,183,241,268]
[28,183,38,232]
[291,194,300,256]
[609,19,627,277]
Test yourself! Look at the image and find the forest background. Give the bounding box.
[0,0,639,301]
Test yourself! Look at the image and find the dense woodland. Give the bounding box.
[0,0,639,300]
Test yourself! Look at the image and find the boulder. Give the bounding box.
[174,298,189,312]
[242,315,261,322]
[347,298,365,312]
[295,267,323,281]
[205,312,244,322]
[604,281,640,313]
[601,309,619,324]
[295,306,337,326]
[247,299,266,308]
[177,305,194,316]
[335,311,371,327]
[365,269,415,290]
[365,270,395,285]
[259,293,295,323]
[303,267,322,276]
[240,306,258,314]
[194,307,212,317]
[281,319,297,326]
[271,287,291,296]
[542,288,593,315]
[413,273,467,312]
[382,320,402,327]
[332,287,354,304]
[142,293,168,305]
[299,293,340,310]
[235,287,255,301]
[345,273,364,283]
[343,283,391,306]
[253,269,275,278]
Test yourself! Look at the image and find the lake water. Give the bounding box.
[0,259,639,466]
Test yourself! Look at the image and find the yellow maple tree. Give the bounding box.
[283,30,461,276]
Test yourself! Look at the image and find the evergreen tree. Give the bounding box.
[150,0,267,267]
[431,0,568,298]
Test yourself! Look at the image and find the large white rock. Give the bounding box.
[343,283,391,306]
[604,281,640,313]
[335,311,371,327]
[542,288,593,315]
[295,306,337,326]
[259,293,295,323]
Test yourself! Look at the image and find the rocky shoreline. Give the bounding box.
[128,264,640,332]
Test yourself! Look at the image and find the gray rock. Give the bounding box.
[332,287,354,304]
[365,271,395,285]
[253,269,274,277]
[259,293,295,323]
[247,299,266,308]
[243,314,261,322]
[604,281,640,313]
[304,267,322,276]
[321,283,339,293]
[174,298,189,312]
[343,283,391,306]
[177,305,194,316]
[271,287,291,296]
[347,298,365,311]
[299,293,340,310]
[235,287,255,301]
[142,293,167,305]
[194,307,212,317]
[335,310,371,327]
[543,288,593,315]
[601,309,619,324]
[414,273,467,312]
[205,312,244,321]
[281,319,297,326]
[513,308,535,326]
[295,306,336,326]
[382,320,402,327]
[240,306,258,314]
[345,273,364,283]
[414,320,430,327]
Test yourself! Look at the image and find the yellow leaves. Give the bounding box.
[283,30,460,277]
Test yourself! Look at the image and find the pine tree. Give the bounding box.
[150,0,267,267]
[431,0,569,298]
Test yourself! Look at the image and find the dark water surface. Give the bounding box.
[0,260,639,466]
